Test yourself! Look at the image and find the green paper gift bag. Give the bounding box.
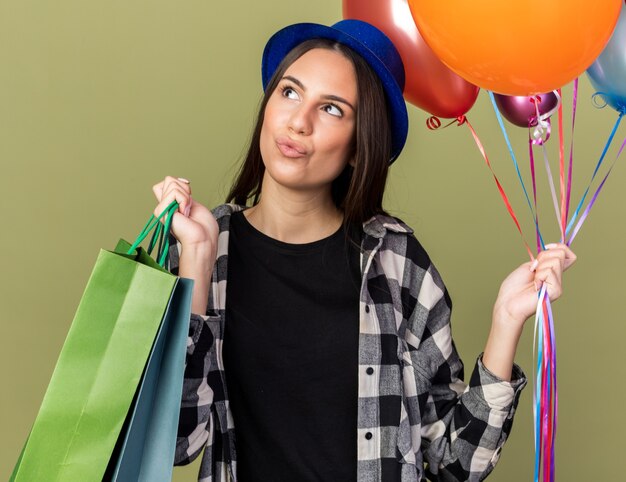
[11,203,186,482]
[107,241,193,482]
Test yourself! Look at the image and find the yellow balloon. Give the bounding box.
[408,0,622,95]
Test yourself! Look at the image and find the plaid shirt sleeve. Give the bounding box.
[401,236,527,481]
[167,232,233,482]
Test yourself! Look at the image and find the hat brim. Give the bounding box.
[262,23,408,163]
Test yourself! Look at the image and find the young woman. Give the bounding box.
[151,20,576,482]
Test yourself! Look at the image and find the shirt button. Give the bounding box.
[365,432,373,440]
[366,367,374,375]
[365,305,370,313]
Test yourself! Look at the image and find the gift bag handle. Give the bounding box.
[127,201,178,267]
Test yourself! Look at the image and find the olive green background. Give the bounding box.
[1,1,624,481]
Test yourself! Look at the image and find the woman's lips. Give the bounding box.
[276,137,308,158]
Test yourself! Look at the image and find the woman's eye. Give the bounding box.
[324,104,343,117]
[281,86,299,100]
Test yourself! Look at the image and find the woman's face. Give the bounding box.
[259,47,357,195]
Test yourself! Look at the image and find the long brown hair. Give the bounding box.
[226,38,393,230]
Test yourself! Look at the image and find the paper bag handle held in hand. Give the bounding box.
[127,201,178,267]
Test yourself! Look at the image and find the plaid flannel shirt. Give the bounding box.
[171,203,527,482]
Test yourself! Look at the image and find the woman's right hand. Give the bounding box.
[152,176,219,251]
[153,176,218,315]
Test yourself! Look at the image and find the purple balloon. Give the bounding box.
[494,92,559,128]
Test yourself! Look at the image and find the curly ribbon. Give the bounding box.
[544,295,557,482]
[565,109,625,237]
[426,116,442,130]
[426,115,467,130]
[432,87,622,482]
[489,91,546,251]
[557,89,567,243]
[531,85,626,482]
[532,287,545,482]
[567,136,626,245]
[528,94,564,245]
[488,90,562,482]
[566,79,578,232]
[533,285,557,482]
[527,96,550,251]
[431,114,537,260]
[530,91,562,482]
[433,113,557,482]
[528,130,542,252]
[480,85,624,482]
[541,142,563,239]
[428,113,539,260]
[534,93,575,482]
[529,91,560,146]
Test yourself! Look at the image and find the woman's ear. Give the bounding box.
[348,157,356,168]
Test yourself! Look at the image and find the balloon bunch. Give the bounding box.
[343,0,479,119]
[344,1,626,481]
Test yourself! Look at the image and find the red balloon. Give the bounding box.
[343,0,479,118]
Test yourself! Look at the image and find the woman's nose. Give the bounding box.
[288,103,313,136]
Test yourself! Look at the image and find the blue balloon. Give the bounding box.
[587,3,626,113]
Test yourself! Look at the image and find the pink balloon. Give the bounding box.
[494,92,560,128]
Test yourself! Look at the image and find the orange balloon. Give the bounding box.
[408,0,623,95]
[343,0,479,118]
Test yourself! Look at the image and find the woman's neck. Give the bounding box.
[242,182,343,244]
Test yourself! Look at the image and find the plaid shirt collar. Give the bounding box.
[363,213,414,237]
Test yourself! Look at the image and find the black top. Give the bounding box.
[223,209,362,482]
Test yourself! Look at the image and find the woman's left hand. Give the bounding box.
[493,243,577,329]
[483,243,576,381]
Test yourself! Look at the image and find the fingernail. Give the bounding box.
[529,259,539,272]
[184,204,191,217]
[178,177,190,184]
[545,243,557,249]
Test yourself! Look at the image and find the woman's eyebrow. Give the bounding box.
[282,75,356,112]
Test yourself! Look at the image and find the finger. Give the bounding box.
[153,176,191,202]
[163,176,192,196]
[544,242,577,270]
[159,186,189,213]
[535,258,563,285]
[534,266,563,299]
[160,182,193,215]
[537,249,566,272]
[153,186,191,218]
